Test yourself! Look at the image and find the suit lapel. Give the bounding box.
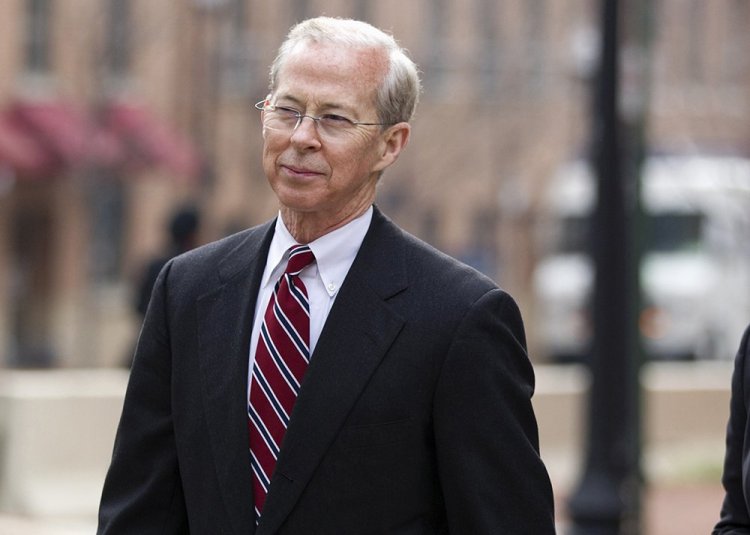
[258,208,409,534]
[197,222,274,535]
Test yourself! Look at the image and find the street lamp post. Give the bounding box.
[568,0,642,532]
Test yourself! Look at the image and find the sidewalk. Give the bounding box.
[645,482,723,535]
[555,482,724,534]
[0,515,95,535]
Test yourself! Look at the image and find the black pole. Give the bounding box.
[568,0,641,532]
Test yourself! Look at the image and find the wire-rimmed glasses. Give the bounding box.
[255,100,392,141]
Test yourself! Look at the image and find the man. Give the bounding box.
[714,323,750,534]
[98,16,555,534]
[135,205,201,321]
[127,204,201,368]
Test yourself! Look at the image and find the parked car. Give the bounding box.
[533,153,750,362]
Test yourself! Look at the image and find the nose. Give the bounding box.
[290,115,322,150]
[293,114,319,132]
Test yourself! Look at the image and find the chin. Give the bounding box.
[277,193,322,214]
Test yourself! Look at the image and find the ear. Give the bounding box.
[372,123,411,173]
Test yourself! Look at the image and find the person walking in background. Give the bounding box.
[123,204,201,368]
[715,323,750,534]
[134,204,201,319]
[98,16,555,533]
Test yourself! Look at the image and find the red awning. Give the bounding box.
[103,102,200,178]
[10,101,92,164]
[0,113,54,176]
[0,99,200,179]
[14,101,124,168]
[0,101,123,176]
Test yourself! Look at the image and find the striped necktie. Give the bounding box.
[248,244,315,520]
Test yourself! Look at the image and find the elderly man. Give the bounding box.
[98,16,555,534]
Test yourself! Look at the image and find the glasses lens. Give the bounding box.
[262,106,300,132]
[317,115,357,138]
[257,102,374,141]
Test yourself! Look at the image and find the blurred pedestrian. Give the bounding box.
[135,204,201,318]
[715,323,750,534]
[124,204,200,367]
[98,16,554,533]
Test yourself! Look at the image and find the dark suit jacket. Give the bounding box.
[715,324,750,534]
[98,207,555,534]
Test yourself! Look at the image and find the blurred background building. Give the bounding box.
[0,0,748,369]
[0,0,748,532]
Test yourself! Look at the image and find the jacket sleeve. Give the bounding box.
[97,261,190,534]
[714,325,750,534]
[433,288,556,533]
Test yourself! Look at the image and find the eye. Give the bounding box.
[274,106,301,119]
[319,113,355,127]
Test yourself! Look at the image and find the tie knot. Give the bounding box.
[285,245,315,276]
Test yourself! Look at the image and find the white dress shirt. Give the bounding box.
[247,206,373,393]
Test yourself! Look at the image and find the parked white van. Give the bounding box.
[532,153,750,362]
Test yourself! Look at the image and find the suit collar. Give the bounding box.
[355,205,409,300]
[216,219,276,283]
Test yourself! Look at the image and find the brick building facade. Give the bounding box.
[0,0,747,366]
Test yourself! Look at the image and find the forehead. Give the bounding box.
[274,41,388,108]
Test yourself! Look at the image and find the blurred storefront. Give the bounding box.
[0,96,199,367]
[0,1,207,367]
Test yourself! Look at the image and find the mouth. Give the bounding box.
[281,164,325,179]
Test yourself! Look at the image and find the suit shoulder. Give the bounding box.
[384,223,526,344]
[398,227,498,293]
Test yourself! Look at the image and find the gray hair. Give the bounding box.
[268,17,421,126]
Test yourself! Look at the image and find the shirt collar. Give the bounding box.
[262,206,373,297]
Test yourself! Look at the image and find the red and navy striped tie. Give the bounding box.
[248,245,315,521]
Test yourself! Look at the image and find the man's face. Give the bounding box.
[262,41,407,229]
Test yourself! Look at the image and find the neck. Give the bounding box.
[280,204,371,244]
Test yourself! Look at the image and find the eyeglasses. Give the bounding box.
[255,100,392,141]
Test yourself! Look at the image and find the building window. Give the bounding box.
[477,0,499,97]
[353,0,370,23]
[219,0,255,96]
[25,0,52,73]
[291,0,309,21]
[524,0,547,91]
[687,0,706,83]
[89,178,126,282]
[106,0,132,76]
[425,0,448,93]
[723,0,750,83]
